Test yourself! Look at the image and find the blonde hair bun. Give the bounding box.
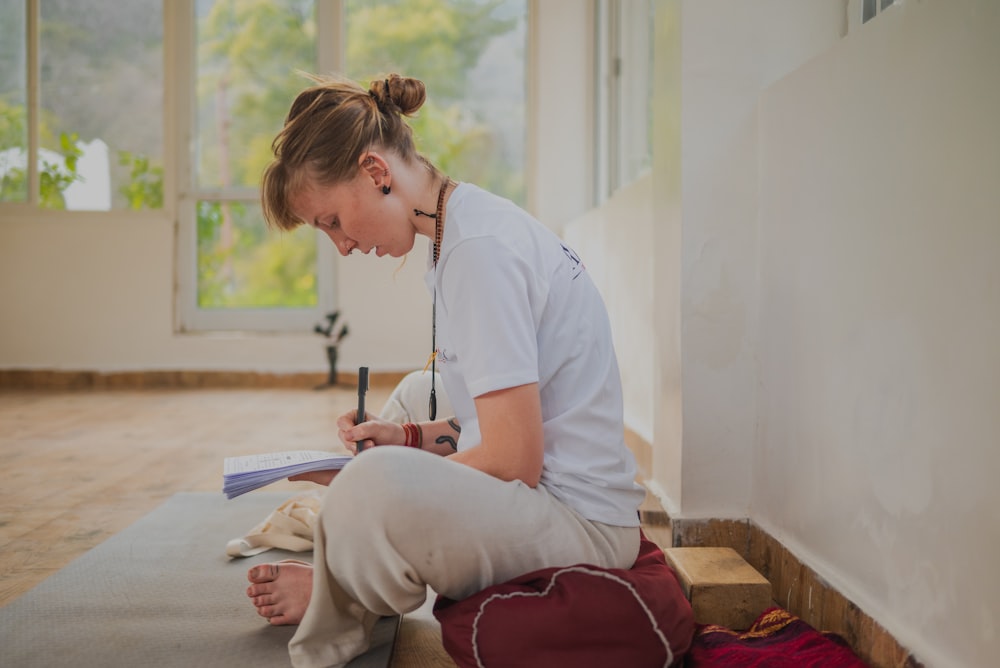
[369,74,427,117]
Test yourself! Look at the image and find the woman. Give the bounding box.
[246,73,645,668]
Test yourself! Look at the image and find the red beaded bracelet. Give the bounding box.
[402,422,422,449]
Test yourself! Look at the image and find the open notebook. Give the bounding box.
[223,450,351,499]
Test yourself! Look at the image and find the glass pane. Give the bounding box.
[620,0,653,186]
[345,0,528,205]
[38,0,164,211]
[863,0,876,23]
[196,0,317,190]
[0,0,28,203]
[194,0,319,311]
[197,200,318,308]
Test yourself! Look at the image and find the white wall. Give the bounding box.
[573,2,999,664]
[670,0,844,518]
[564,0,844,516]
[530,0,595,232]
[756,1,1000,666]
[563,174,655,448]
[0,212,431,373]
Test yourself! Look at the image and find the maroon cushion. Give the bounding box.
[433,533,695,667]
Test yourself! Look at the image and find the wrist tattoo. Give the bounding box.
[436,435,458,452]
[437,417,461,452]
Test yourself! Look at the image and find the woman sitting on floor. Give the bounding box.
[244,72,646,668]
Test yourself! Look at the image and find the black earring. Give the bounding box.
[382,185,391,195]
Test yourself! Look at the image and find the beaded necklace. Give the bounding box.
[423,177,454,420]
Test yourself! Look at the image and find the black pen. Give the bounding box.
[355,366,369,452]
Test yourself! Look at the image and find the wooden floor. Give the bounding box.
[0,384,458,667]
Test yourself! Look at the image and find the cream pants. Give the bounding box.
[288,446,640,668]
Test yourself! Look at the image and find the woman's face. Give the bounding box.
[292,170,414,259]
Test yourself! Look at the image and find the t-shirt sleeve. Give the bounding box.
[439,236,541,398]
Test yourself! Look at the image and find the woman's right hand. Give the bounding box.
[336,410,406,455]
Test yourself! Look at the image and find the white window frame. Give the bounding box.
[5,0,532,335]
[1,0,170,225]
[593,0,652,204]
[847,0,897,33]
[171,0,339,333]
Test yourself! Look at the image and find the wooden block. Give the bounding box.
[664,546,772,631]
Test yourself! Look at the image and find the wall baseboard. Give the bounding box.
[620,430,921,668]
[669,516,923,668]
[0,369,408,391]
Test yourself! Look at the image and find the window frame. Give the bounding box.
[172,0,338,333]
[593,0,653,204]
[848,0,896,33]
[1,0,171,224]
[3,0,533,335]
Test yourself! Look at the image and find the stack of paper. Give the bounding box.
[223,450,352,499]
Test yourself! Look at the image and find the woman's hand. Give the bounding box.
[336,410,406,455]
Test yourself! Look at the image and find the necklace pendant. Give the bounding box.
[422,349,438,373]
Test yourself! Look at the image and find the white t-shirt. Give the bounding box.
[424,183,644,527]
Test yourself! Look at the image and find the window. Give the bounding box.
[594,0,653,203]
[179,0,527,331]
[176,0,328,331]
[2,0,528,333]
[0,0,163,210]
[344,0,528,206]
[848,0,896,32]
[0,0,527,332]
[0,0,28,204]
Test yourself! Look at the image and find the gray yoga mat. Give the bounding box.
[0,492,398,667]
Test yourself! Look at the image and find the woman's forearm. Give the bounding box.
[413,417,462,456]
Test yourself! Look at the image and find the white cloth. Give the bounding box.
[426,183,645,527]
[225,491,322,558]
[378,370,452,424]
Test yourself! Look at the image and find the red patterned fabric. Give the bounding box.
[685,607,869,667]
[433,533,694,668]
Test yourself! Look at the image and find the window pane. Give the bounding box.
[345,0,528,205]
[194,0,319,311]
[620,0,653,185]
[863,0,877,23]
[38,0,163,211]
[195,0,317,190]
[197,200,318,308]
[0,0,28,203]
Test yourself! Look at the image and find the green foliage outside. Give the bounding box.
[345,0,524,202]
[196,200,318,308]
[3,0,525,313]
[194,0,524,310]
[118,151,164,210]
[0,100,83,209]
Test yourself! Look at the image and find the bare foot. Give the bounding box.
[246,560,313,625]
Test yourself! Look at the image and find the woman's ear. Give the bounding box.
[359,152,390,191]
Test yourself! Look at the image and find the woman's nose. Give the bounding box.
[323,229,354,256]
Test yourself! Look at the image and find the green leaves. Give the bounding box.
[118,150,164,210]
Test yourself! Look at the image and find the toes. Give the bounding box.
[255,604,296,626]
[256,603,280,619]
[246,582,273,598]
[251,593,276,607]
[247,563,280,583]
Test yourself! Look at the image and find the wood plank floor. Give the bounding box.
[0,385,457,667]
